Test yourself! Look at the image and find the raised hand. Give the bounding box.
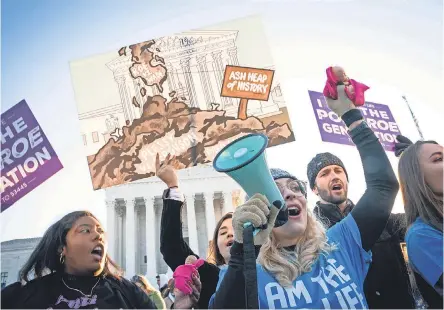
[325,84,356,117]
[155,153,179,188]
[173,274,201,309]
[394,134,414,157]
[232,194,280,245]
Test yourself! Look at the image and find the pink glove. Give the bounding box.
[173,257,204,295]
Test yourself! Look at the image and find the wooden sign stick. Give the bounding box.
[238,98,249,120]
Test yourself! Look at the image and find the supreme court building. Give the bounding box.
[105,164,244,282]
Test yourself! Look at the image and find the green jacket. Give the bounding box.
[148,290,166,309]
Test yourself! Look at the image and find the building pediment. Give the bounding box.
[154,30,238,53]
[106,30,238,73]
[1,237,42,251]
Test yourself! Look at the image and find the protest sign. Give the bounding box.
[309,90,401,151]
[221,65,274,119]
[70,15,295,190]
[1,100,63,211]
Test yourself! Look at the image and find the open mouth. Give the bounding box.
[288,205,301,217]
[331,183,343,191]
[226,240,234,247]
[91,244,104,260]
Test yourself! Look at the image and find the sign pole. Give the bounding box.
[238,98,249,120]
[402,95,424,140]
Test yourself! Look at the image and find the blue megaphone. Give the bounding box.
[213,133,287,233]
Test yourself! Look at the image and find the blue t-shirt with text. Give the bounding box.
[405,217,443,289]
[211,214,372,309]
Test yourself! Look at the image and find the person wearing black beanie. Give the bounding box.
[307,149,416,308]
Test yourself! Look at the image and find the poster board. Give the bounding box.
[70,15,295,190]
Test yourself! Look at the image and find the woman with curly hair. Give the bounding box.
[1,211,156,309]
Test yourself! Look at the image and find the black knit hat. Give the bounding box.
[307,152,349,190]
[270,168,297,181]
[245,168,306,200]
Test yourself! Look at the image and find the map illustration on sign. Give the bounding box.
[70,15,295,190]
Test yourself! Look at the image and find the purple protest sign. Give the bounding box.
[308,90,401,151]
[1,100,63,212]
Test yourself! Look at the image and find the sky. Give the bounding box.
[1,0,442,242]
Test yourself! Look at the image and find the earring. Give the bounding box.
[59,252,65,265]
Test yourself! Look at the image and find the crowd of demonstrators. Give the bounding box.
[209,84,400,308]
[1,82,442,310]
[396,137,443,308]
[0,211,156,309]
[156,153,232,309]
[131,275,165,309]
[306,152,414,308]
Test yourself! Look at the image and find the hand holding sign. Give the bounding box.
[155,153,179,188]
[325,85,356,117]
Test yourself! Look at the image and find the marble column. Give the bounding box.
[123,73,139,121]
[115,75,132,125]
[125,199,136,278]
[211,51,231,109]
[106,200,117,259]
[204,192,216,241]
[132,80,143,116]
[180,57,197,107]
[222,191,234,215]
[227,46,239,66]
[185,194,199,253]
[166,62,177,92]
[196,54,215,109]
[225,46,239,108]
[144,196,157,281]
[211,51,224,86]
[115,204,125,267]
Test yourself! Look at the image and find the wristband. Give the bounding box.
[341,109,364,127]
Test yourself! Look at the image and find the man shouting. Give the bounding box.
[307,152,416,309]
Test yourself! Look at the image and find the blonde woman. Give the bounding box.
[209,85,399,308]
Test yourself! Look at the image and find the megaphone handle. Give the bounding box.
[243,222,259,236]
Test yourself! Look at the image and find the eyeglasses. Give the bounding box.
[276,180,307,198]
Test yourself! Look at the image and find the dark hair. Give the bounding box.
[19,211,122,282]
[398,141,443,232]
[207,212,233,266]
[131,274,156,294]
